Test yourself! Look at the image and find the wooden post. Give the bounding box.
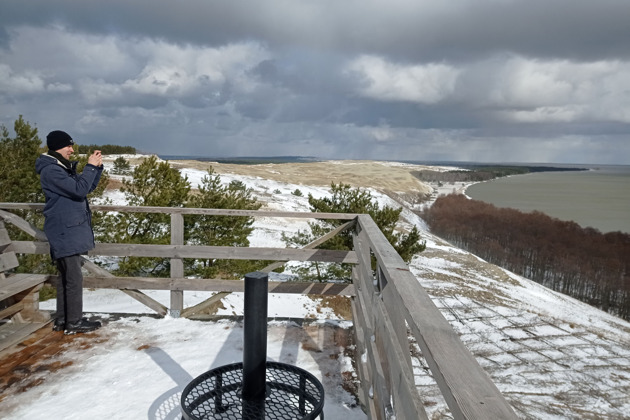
[170,213,184,317]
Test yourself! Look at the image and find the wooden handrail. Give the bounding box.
[0,203,358,220]
[9,241,358,264]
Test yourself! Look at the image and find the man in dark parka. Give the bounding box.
[35,130,104,334]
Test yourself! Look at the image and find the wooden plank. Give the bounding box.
[0,302,25,320]
[357,215,518,420]
[170,213,184,317]
[0,209,48,241]
[0,251,19,272]
[352,228,373,289]
[0,274,49,300]
[11,241,359,264]
[83,244,360,263]
[353,273,389,420]
[372,286,429,420]
[350,297,372,414]
[180,291,230,318]
[351,297,383,420]
[350,244,392,420]
[355,295,424,420]
[0,223,11,248]
[372,292,394,407]
[380,265,413,372]
[0,203,358,220]
[15,283,48,322]
[0,322,63,380]
[357,214,409,272]
[351,230,389,417]
[80,258,168,316]
[0,322,47,353]
[80,276,355,295]
[92,205,359,220]
[121,289,168,316]
[352,229,377,316]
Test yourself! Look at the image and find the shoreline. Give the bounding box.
[463,169,630,234]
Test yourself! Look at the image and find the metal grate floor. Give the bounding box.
[181,361,324,420]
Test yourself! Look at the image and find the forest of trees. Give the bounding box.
[421,194,630,320]
[412,165,586,185]
[412,167,528,184]
[77,144,136,155]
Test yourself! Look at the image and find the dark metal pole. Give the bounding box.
[242,271,268,403]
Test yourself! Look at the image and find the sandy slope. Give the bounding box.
[169,159,434,195]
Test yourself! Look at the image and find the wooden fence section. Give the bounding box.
[0,204,358,317]
[353,214,517,419]
[0,203,517,419]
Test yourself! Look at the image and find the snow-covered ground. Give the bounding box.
[3,156,629,419]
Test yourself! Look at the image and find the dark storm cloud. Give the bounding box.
[1,0,630,164]
[2,0,629,61]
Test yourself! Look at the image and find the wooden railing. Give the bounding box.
[352,215,517,419]
[0,204,358,317]
[0,203,517,419]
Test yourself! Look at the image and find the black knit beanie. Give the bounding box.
[46,130,74,151]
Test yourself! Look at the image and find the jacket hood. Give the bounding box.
[35,153,69,174]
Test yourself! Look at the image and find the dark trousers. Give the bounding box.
[55,255,84,324]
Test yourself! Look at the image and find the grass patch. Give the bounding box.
[315,295,352,320]
[39,283,56,301]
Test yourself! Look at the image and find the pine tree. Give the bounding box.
[0,116,51,273]
[111,156,131,174]
[111,155,191,277]
[283,182,425,281]
[185,168,265,278]
[0,115,45,203]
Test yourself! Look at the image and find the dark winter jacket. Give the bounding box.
[35,153,103,260]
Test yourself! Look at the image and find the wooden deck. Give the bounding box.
[0,320,103,402]
[0,320,51,355]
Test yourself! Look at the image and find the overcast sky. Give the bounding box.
[1,0,629,164]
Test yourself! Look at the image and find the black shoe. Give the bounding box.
[64,318,101,335]
[53,318,65,332]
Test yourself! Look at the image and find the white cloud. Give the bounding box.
[45,82,73,93]
[368,125,395,142]
[0,64,45,94]
[480,57,630,123]
[346,55,459,104]
[344,54,630,125]
[105,42,265,106]
[1,25,270,109]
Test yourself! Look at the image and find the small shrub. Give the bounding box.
[112,156,131,174]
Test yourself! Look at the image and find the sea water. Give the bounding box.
[465,165,630,234]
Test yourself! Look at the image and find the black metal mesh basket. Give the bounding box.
[181,361,325,420]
